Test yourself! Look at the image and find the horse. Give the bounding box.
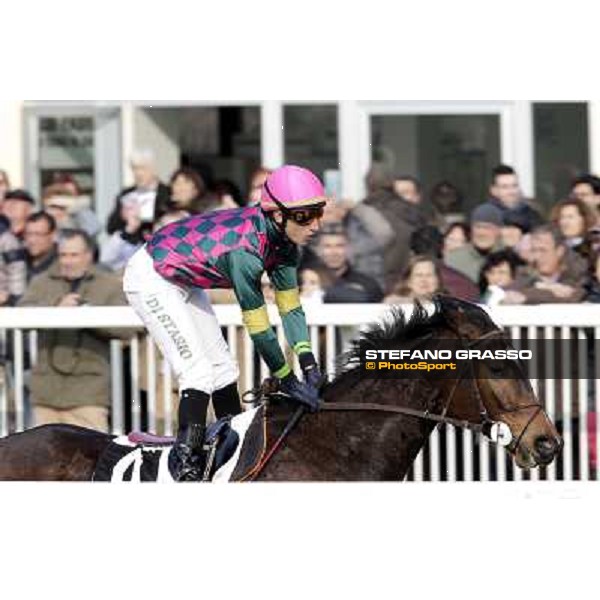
[0,296,561,481]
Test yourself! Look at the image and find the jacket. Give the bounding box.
[0,229,26,305]
[363,189,427,292]
[508,249,588,304]
[106,182,171,235]
[18,265,132,409]
[345,202,394,290]
[445,243,502,284]
[323,264,384,303]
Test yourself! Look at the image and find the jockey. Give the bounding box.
[122,165,326,481]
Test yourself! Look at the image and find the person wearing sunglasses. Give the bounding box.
[123,165,327,481]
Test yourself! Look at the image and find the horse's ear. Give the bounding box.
[439,295,474,335]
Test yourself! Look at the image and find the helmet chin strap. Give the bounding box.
[263,180,291,237]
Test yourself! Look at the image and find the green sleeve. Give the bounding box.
[216,250,289,376]
[269,262,312,357]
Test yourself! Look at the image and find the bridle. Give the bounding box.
[246,328,545,457]
[319,327,544,455]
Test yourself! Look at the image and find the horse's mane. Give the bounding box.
[329,295,493,384]
[331,298,441,378]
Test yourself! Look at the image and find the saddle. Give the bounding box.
[93,405,269,483]
[127,418,233,449]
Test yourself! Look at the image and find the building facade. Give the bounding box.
[1,100,598,227]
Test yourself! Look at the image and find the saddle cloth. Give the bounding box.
[92,405,266,483]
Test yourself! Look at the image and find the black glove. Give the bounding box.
[298,352,325,390]
[278,372,321,412]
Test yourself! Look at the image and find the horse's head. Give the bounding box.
[438,295,562,469]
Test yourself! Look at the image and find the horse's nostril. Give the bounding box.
[534,436,558,460]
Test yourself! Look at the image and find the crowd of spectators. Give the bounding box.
[2,151,600,432]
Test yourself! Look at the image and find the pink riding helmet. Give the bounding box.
[260,165,327,212]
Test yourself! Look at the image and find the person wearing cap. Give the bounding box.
[123,165,327,481]
[444,203,503,283]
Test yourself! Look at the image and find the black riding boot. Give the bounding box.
[212,382,242,420]
[170,388,210,482]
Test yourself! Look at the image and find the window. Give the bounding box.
[38,116,95,202]
[533,102,589,208]
[370,114,501,213]
[284,105,339,193]
[138,106,262,199]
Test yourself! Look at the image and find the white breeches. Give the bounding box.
[123,247,239,394]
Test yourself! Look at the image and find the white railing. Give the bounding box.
[0,303,598,482]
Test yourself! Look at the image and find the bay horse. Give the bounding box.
[0,296,561,481]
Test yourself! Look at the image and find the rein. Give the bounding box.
[320,329,505,435]
[319,402,488,434]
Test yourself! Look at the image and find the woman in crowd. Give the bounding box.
[478,249,523,305]
[442,222,470,260]
[384,255,444,304]
[169,167,215,214]
[551,197,596,258]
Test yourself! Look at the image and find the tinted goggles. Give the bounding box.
[287,204,325,226]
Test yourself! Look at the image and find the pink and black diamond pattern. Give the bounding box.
[147,206,267,288]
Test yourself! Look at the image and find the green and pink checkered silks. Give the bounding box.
[146,206,271,288]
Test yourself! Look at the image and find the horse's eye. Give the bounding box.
[487,360,505,374]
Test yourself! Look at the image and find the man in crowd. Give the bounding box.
[393,175,422,206]
[18,229,131,432]
[445,203,503,283]
[363,165,426,292]
[503,225,587,304]
[2,189,35,241]
[299,195,393,291]
[23,211,57,282]
[478,165,544,232]
[570,174,600,223]
[316,223,383,303]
